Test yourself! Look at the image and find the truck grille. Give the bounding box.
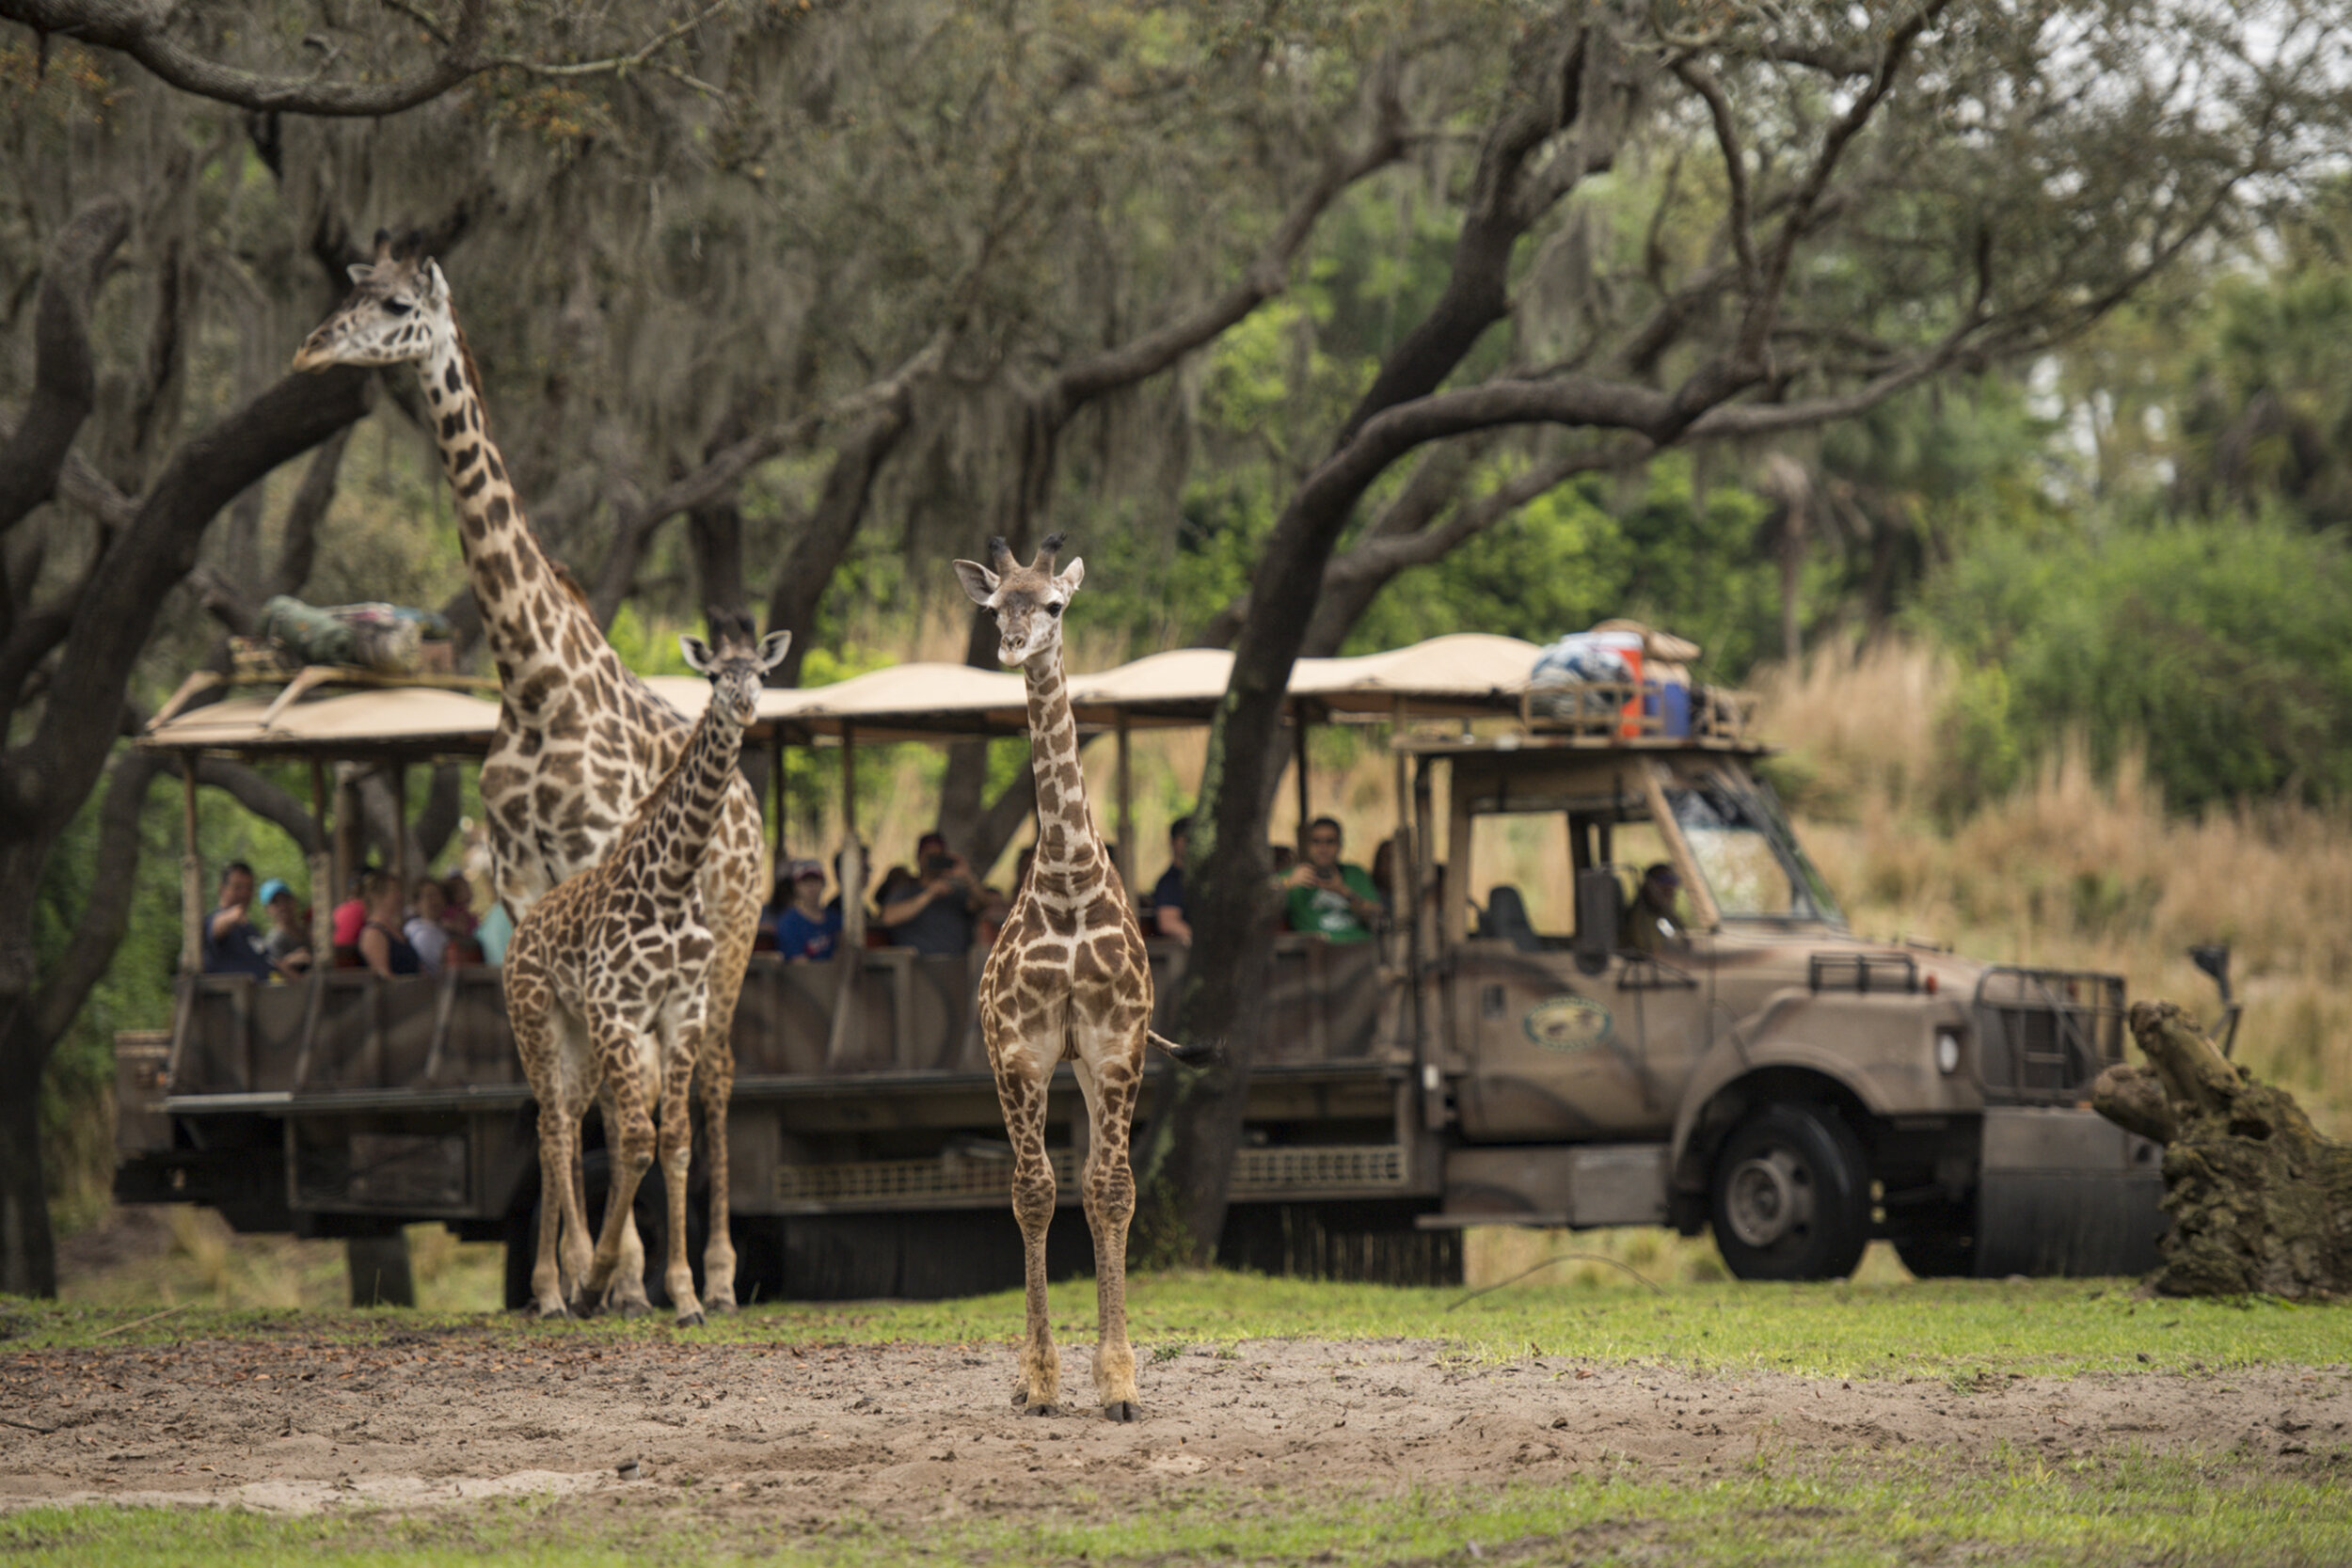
[1972,968,2126,1103]
[774,1143,1407,1209]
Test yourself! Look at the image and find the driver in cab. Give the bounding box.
[1625,862,1688,955]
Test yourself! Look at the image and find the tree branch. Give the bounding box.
[27,743,160,1046]
[1670,55,1758,296]
[1045,67,1409,416]
[587,331,949,628]
[0,0,489,116]
[0,197,130,533]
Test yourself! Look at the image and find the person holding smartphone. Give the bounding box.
[1281,816,1382,944]
[878,831,984,955]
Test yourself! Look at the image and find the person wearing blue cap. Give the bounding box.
[256,878,312,977]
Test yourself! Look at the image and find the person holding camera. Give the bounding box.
[878,831,985,956]
[1281,816,1382,945]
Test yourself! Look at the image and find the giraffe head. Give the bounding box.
[954,533,1085,667]
[291,230,453,372]
[679,613,791,729]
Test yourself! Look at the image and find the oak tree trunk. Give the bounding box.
[2093,1001,2352,1299]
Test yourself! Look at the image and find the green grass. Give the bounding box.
[5,1270,2344,1378]
[4,1451,2348,1565]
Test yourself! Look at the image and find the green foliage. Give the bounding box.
[1916,514,2352,812]
[8,1272,2334,1380]
[8,1457,2347,1567]
[37,756,312,1231]
[1347,453,1780,677]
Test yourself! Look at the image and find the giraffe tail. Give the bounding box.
[1148,1030,1221,1067]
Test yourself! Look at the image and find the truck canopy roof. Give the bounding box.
[141,633,1555,760]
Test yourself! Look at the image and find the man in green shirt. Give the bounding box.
[1283,816,1383,943]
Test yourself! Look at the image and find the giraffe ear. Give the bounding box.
[419,261,450,305]
[345,262,374,286]
[756,630,792,672]
[1055,557,1085,595]
[952,560,999,607]
[679,634,715,673]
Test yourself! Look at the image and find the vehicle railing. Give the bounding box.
[1971,966,2127,1103]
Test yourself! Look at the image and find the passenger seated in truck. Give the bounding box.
[256,879,311,978]
[405,878,453,974]
[773,858,840,961]
[356,874,421,977]
[1282,816,1382,944]
[1152,816,1192,946]
[879,832,983,956]
[329,866,374,955]
[1624,863,1687,955]
[200,862,277,978]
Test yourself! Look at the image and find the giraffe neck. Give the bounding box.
[1021,645,1103,876]
[416,318,604,691]
[629,703,748,887]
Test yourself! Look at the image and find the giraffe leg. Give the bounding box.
[993,1041,1059,1414]
[693,1002,739,1313]
[504,957,574,1318]
[579,1027,657,1316]
[1073,1044,1142,1420]
[596,1076,653,1318]
[658,1004,706,1327]
[695,860,755,1312]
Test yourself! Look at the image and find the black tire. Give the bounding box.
[1709,1102,1872,1281]
[1889,1199,1978,1279]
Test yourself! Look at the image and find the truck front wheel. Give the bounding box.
[1709,1103,1871,1281]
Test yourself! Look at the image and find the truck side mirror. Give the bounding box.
[1574,867,1619,976]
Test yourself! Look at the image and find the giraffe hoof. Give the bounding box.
[612,1298,651,1321]
[533,1302,570,1322]
[1025,1401,1057,1418]
[565,1293,597,1321]
[674,1309,707,1329]
[1103,1401,1138,1423]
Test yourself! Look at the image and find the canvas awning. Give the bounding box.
[142,634,1546,761]
[138,686,502,761]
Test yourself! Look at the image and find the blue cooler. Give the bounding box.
[1646,679,1692,737]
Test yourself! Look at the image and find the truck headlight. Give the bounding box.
[1935,1029,1963,1075]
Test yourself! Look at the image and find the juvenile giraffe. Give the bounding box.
[293,233,764,1312]
[502,617,790,1323]
[957,534,1160,1421]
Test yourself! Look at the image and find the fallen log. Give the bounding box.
[2091,1001,2351,1299]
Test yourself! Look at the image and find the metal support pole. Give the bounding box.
[1292,701,1311,847]
[837,724,865,949]
[309,758,333,960]
[389,764,410,893]
[179,765,202,975]
[1115,711,1134,895]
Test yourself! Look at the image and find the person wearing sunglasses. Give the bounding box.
[1281,816,1382,944]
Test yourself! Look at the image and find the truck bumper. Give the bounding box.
[1975,1106,2167,1276]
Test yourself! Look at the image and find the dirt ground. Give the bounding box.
[0,1328,2344,1522]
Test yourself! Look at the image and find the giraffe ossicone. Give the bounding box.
[501,616,789,1324]
[957,532,1155,1421]
[293,233,768,1315]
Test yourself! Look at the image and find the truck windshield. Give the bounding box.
[1663,774,1846,927]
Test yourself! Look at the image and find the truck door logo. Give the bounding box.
[1522,994,1613,1053]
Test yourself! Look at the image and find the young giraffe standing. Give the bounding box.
[503,620,790,1316]
[957,534,1158,1421]
[292,234,763,1313]
[502,618,789,1324]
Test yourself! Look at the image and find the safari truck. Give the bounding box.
[114,633,2164,1302]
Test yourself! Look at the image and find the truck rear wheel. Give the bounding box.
[1709,1103,1870,1281]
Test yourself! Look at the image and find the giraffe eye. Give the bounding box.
[1046,602,1063,616]
[384,297,415,316]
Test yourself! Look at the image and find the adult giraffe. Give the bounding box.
[293,231,761,1314]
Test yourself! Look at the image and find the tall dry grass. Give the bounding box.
[1761,641,2352,1132]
